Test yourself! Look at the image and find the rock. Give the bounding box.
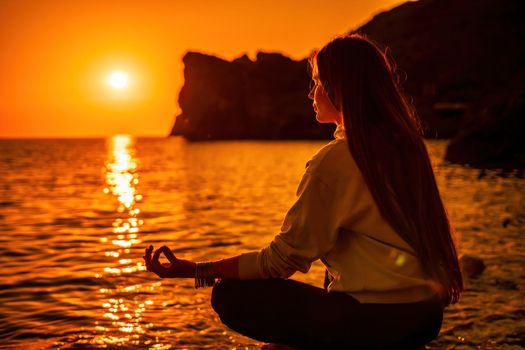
[444,92,525,169]
[460,255,486,278]
[357,0,525,139]
[170,0,525,168]
[170,51,333,140]
[358,0,525,168]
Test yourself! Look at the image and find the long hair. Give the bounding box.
[309,33,463,306]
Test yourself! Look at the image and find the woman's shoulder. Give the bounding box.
[305,138,359,182]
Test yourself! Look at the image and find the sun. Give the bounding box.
[107,71,128,89]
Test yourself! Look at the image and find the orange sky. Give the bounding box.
[0,0,405,138]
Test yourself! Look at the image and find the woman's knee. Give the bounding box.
[211,279,241,322]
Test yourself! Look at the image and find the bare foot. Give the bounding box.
[260,343,296,350]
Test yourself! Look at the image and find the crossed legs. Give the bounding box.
[211,278,442,350]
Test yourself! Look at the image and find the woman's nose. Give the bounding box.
[308,87,314,100]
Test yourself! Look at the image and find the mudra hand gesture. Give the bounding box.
[143,245,196,278]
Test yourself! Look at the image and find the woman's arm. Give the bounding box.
[144,245,244,280]
[145,169,348,282]
[211,255,241,279]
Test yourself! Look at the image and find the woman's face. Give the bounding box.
[308,65,343,125]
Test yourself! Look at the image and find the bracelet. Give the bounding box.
[195,262,216,289]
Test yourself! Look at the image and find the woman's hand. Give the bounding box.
[143,245,196,278]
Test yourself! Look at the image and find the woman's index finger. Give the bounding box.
[151,247,164,267]
[144,246,153,262]
[160,246,178,264]
[152,246,161,257]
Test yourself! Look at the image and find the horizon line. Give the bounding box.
[0,134,175,140]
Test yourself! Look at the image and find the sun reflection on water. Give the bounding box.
[91,135,158,347]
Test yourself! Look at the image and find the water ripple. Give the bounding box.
[0,138,523,349]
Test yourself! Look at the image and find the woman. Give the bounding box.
[144,33,463,349]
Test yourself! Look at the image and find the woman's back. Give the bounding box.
[299,125,438,303]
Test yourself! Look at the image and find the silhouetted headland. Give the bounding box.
[170,0,524,168]
[171,52,334,140]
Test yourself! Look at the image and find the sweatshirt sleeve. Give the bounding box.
[238,170,345,279]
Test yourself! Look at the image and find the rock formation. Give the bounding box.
[170,0,524,167]
[460,255,486,279]
[357,0,524,167]
[170,52,333,140]
[445,92,525,169]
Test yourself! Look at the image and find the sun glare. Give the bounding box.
[107,71,128,89]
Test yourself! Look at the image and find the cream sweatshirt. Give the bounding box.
[238,123,438,303]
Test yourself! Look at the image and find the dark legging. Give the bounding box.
[211,278,443,349]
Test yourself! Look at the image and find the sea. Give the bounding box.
[0,136,523,349]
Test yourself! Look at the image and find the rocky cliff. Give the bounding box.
[170,0,524,167]
[358,0,524,139]
[357,0,524,168]
[170,52,333,140]
[444,91,525,169]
